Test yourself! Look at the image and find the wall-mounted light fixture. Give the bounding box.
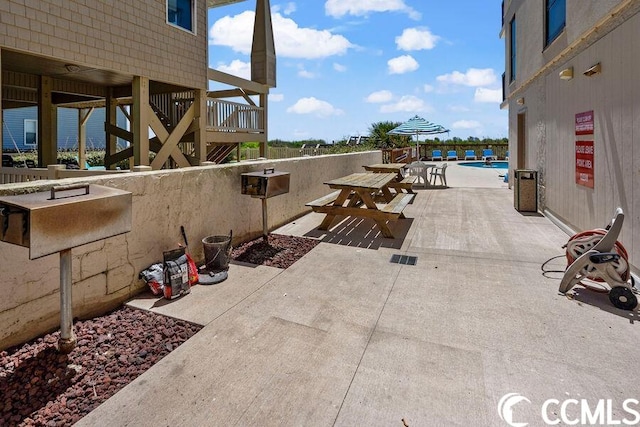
[516,97,525,105]
[583,63,601,77]
[64,64,81,73]
[559,67,573,80]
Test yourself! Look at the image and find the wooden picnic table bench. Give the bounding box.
[363,163,417,194]
[305,172,414,238]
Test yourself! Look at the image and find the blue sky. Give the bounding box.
[208,0,507,143]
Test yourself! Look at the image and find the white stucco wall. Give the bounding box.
[0,151,381,350]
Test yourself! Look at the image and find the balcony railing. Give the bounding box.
[207,99,264,134]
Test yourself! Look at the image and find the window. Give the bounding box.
[167,0,194,32]
[510,16,516,82]
[24,119,37,146]
[546,0,566,46]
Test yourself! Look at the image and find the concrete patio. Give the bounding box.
[76,162,640,426]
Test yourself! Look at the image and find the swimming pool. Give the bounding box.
[459,161,509,170]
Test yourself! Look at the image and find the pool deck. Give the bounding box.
[76,162,640,427]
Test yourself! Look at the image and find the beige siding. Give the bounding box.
[511,8,640,272]
[0,0,208,89]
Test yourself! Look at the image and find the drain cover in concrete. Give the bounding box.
[390,254,417,265]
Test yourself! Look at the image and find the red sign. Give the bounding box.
[575,111,594,135]
[575,140,594,188]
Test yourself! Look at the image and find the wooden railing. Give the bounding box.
[1,165,128,185]
[207,99,264,133]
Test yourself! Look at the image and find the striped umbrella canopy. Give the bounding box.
[388,115,449,153]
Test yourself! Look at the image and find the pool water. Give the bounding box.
[459,161,509,170]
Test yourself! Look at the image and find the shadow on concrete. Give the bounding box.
[565,287,640,324]
[304,216,412,250]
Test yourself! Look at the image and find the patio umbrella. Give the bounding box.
[388,115,449,158]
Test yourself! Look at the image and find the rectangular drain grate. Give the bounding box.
[390,254,417,265]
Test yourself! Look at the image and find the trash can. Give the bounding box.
[514,169,538,212]
[202,233,232,272]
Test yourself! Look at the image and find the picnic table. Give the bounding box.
[363,163,417,193]
[306,172,414,238]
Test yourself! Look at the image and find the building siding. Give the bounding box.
[504,1,640,273]
[0,0,208,89]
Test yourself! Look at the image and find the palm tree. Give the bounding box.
[368,121,409,148]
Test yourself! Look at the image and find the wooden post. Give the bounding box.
[105,88,119,169]
[194,89,207,164]
[38,76,58,167]
[132,76,150,166]
[259,92,268,158]
[77,107,93,169]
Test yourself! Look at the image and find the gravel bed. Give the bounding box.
[0,306,201,426]
[231,233,320,269]
[0,234,316,426]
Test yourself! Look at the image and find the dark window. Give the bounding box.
[546,0,566,45]
[510,17,516,82]
[168,0,194,32]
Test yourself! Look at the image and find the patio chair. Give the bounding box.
[464,150,477,160]
[446,150,458,161]
[2,154,14,167]
[431,150,443,161]
[407,161,429,188]
[430,163,448,187]
[482,148,496,160]
[505,150,510,160]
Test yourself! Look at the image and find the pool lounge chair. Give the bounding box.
[431,150,443,161]
[482,148,496,161]
[446,150,458,161]
[464,150,477,160]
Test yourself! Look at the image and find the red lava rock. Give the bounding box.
[0,306,201,426]
[231,234,320,269]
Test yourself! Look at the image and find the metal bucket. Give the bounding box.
[202,232,232,272]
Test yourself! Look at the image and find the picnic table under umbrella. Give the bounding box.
[388,115,449,158]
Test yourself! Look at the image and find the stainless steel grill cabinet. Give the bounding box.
[241,168,290,198]
[0,183,132,353]
[0,184,132,259]
[240,168,290,241]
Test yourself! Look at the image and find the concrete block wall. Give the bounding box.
[0,151,381,350]
[0,0,208,88]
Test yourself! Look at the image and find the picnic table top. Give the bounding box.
[324,172,397,190]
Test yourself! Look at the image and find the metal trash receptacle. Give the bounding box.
[514,169,538,212]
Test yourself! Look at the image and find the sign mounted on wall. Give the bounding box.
[575,140,594,188]
[575,111,594,188]
[575,110,594,135]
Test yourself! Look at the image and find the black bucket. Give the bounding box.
[202,232,232,272]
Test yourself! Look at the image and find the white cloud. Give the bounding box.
[283,2,296,15]
[298,69,316,79]
[215,59,251,80]
[449,105,471,112]
[287,97,344,117]
[388,55,419,74]
[380,95,431,113]
[333,63,347,72]
[325,0,421,20]
[452,120,481,129]
[436,68,497,87]
[269,93,284,102]
[365,90,393,103]
[423,84,434,93]
[210,11,354,59]
[395,28,439,51]
[474,88,502,103]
